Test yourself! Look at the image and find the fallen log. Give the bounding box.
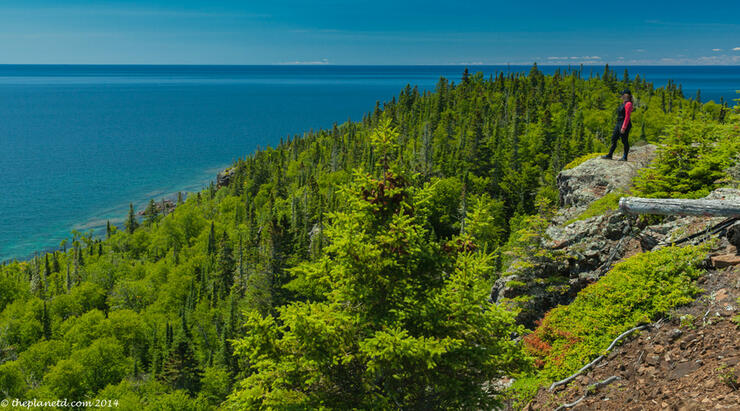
[619,197,740,217]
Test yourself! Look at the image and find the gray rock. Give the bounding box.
[557,145,656,208]
[217,168,236,188]
[704,187,740,201]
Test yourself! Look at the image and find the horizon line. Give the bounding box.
[1,63,740,67]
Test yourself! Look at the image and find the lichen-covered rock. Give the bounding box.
[557,145,656,208]
[704,187,740,201]
[217,167,236,188]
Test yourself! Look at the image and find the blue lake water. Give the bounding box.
[1,65,738,261]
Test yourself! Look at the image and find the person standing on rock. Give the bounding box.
[602,89,634,161]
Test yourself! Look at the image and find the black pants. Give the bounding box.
[607,123,631,158]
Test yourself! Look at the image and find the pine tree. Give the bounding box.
[462,67,470,85]
[42,301,51,340]
[161,336,203,396]
[65,262,71,293]
[126,203,139,234]
[51,251,60,274]
[143,199,160,225]
[207,222,217,256]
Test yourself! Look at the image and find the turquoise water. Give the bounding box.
[1,65,738,261]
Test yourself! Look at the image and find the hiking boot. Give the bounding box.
[617,157,628,162]
[600,155,612,160]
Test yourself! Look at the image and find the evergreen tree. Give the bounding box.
[161,336,203,396]
[226,125,528,410]
[51,251,60,273]
[218,231,235,294]
[126,203,139,234]
[143,199,160,225]
[207,222,217,256]
[42,301,51,340]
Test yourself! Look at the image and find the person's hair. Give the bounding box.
[623,92,633,104]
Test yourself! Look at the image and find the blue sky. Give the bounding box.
[1,0,739,65]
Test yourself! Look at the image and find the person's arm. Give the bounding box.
[621,101,632,132]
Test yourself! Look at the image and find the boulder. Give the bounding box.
[710,254,740,269]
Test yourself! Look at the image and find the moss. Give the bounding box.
[563,152,607,171]
[505,280,527,289]
[523,244,708,381]
[506,374,548,410]
[565,191,623,226]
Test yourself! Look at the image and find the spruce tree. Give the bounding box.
[144,199,160,225]
[207,222,217,256]
[126,203,138,234]
[218,231,235,294]
[51,251,60,273]
[42,301,51,340]
[161,336,203,396]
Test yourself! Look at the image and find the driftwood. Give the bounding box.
[619,197,740,217]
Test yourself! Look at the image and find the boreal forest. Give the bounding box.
[1,64,738,409]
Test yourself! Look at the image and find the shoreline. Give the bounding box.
[0,162,232,264]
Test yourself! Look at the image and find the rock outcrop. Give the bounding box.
[491,144,740,328]
[557,145,656,209]
[217,167,236,189]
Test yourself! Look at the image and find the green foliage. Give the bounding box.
[502,207,560,275]
[716,364,739,390]
[565,191,623,225]
[0,66,721,407]
[226,142,529,409]
[43,337,130,398]
[523,245,707,381]
[634,112,740,199]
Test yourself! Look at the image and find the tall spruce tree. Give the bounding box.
[126,203,138,234]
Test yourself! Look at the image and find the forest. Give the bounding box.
[0,64,737,409]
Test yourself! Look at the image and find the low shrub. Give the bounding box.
[524,244,707,381]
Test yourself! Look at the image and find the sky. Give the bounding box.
[1,0,739,65]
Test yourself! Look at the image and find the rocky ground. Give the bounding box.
[509,146,740,410]
[526,261,739,410]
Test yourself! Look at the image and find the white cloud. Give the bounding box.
[734,47,740,51]
[548,55,600,60]
[278,59,330,65]
[635,49,646,53]
[712,48,722,51]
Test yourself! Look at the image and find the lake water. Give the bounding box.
[1,65,738,261]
